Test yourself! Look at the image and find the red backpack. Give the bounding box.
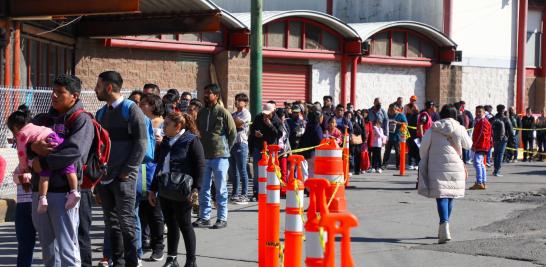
[66,109,111,188]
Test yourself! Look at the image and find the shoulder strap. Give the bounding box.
[96,105,107,122]
[66,109,94,128]
[121,99,135,120]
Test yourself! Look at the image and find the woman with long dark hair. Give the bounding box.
[148,112,205,267]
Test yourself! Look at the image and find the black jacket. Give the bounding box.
[521,115,536,138]
[249,113,283,152]
[151,131,205,192]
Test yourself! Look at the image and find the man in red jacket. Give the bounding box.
[470,106,492,190]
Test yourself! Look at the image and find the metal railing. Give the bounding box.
[0,87,137,198]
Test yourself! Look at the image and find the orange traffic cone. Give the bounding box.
[304,178,330,267]
[320,212,359,267]
[283,155,305,267]
[265,145,281,267]
[258,142,268,267]
[314,138,346,213]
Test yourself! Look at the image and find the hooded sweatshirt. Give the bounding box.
[418,118,472,199]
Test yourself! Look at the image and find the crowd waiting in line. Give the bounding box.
[2,70,546,267]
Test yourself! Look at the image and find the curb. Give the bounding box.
[0,198,16,223]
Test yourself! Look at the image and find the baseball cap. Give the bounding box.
[292,104,303,113]
[410,95,417,102]
[262,103,276,115]
[425,100,435,109]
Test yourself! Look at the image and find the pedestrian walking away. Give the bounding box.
[418,104,473,244]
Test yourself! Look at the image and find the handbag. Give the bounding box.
[350,134,363,145]
[158,172,193,202]
[360,149,370,170]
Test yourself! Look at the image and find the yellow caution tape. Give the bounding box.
[505,146,546,156]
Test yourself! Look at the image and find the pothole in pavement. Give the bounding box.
[417,190,546,265]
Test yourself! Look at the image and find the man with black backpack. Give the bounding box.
[491,104,514,177]
[95,71,148,267]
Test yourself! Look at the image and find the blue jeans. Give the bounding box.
[199,158,229,221]
[493,140,507,174]
[16,202,36,267]
[230,142,249,197]
[487,148,493,165]
[436,198,453,224]
[473,152,487,184]
[252,148,262,197]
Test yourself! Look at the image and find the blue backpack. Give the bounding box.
[97,99,156,163]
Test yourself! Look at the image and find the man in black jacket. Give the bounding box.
[492,104,514,176]
[521,107,536,161]
[249,103,282,200]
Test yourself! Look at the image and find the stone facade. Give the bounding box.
[75,38,211,93]
[526,76,546,113]
[426,64,462,108]
[213,50,250,111]
[356,65,427,110]
[460,66,515,111]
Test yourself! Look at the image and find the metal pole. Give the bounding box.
[516,0,528,114]
[250,0,263,117]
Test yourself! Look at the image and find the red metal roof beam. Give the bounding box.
[8,0,140,18]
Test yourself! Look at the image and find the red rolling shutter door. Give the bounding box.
[262,64,310,105]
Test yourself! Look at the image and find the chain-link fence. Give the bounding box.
[0,87,137,198]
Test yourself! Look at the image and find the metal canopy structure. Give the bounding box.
[350,21,457,48]
[1,0,222,37]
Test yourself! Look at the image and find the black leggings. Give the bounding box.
[160,197,196,261]
[370,147,382,169]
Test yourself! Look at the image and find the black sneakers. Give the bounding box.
[162,256,179,267]
[149,249,164,262]
[211,220,227,229]
[192,218,211,228]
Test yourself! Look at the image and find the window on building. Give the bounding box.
[266,21,285,48]
[372,32,389,56]
[305,23,321,50]
[526,10,543,67]
[391,31,406,57]
[370,29,436,60]
[263,18,342,52]
[288,21,302,49]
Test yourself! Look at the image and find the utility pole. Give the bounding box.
[250,0,263,117]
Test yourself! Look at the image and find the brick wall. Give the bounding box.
[426,64,462,107]
[213,50,250,111]
[527,77,546,113]
[74,38,211,93]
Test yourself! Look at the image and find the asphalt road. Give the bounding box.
[0,161,545,266]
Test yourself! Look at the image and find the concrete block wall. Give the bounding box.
[355,65,426,110]
[75,39,211,93]
[460,66,515,110]
[310,60,341,105]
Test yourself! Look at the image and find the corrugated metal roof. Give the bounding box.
[349,21,456,47]
[139,0,219,14]
[225,10,360,39]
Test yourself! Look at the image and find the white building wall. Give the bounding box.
[212,0,326,13]
[334,0,443,30]
[452,0,517,68]
[310,60,341,105]
[355,65,426,110]
[461,67,516,110]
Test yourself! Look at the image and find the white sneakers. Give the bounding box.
[438,222,451,244]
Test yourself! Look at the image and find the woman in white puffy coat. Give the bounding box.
[418,104,472,244]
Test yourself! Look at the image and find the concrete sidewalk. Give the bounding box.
[0,161,545,266]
